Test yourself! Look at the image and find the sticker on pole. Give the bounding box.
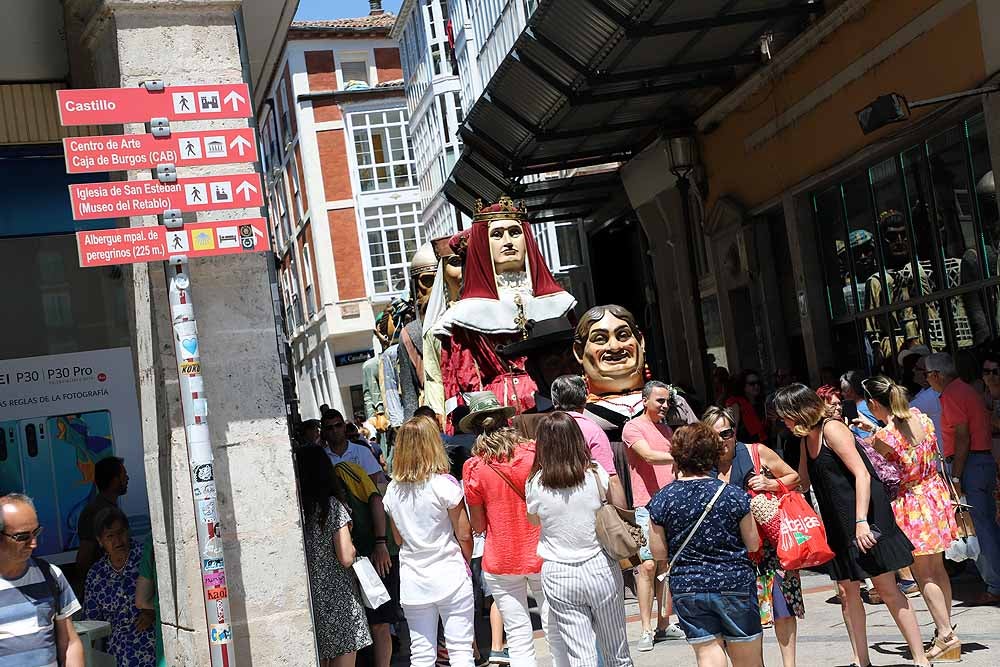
[63,129,258,173]
[76,218,269,267]
[57,84,252,126]
[68,174,263,220]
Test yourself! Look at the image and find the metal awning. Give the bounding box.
[444,0,824,219]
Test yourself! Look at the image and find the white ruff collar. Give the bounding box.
[432,291,577,337]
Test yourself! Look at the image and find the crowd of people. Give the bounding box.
[289,343,999,667]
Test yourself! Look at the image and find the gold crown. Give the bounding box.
[473,195,528,224]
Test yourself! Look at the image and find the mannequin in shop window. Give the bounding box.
[432,196,576,433]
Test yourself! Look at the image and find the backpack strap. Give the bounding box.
[32,557,61,616]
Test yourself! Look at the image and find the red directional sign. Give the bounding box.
[63,129,258,173]
[57,84,252,126]
[68,174,263,220]
[77,218,270,268]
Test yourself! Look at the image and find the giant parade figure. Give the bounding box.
[433,196,576,431]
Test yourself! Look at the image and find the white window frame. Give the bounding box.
[347,107,417,193]
[303,242,316,316]
[335,50,375,88]
[362,202,424,297]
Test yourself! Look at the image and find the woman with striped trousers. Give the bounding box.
[525,412,633,667]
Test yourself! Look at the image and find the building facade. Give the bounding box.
[420,0,1000,401]
[0,1,314,665]
[260,8,424,421]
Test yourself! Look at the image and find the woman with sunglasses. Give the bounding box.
[773,384,927,667]
[863,375,961,661]
[702,406,803,667]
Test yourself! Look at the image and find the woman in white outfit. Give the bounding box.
[384,417,475,667]
[525,411,633,667]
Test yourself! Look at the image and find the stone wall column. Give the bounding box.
[62,2,315,665]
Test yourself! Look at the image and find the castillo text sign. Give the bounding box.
[63,129,258,173]
[57,84,252,126]
[68,174,263,220]
[77,218,270,268]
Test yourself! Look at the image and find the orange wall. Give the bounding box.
[375,48,403,82]
[314,99,342,122]
[701,1,986,213]
[329,208,365,300]
[305,50,337,91]
[316,129,353,201]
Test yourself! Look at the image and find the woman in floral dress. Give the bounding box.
[295,447,372,666]
[85,508,155,666]
[864,376,961,662]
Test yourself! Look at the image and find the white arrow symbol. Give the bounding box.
[235,180,257,201]
[229,134,252,157]
[224,90,246,111]
[252,225,264,239]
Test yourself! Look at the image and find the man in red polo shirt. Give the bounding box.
[927,352,1000,605]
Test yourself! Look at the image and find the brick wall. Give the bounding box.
[313,99,341,122]
[374,48,403,82]
[328,208,365,300]
[305,50,337,92]
[316,129,352,201]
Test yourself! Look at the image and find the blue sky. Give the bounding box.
[295,0,404,21]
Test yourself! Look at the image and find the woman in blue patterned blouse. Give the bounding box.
[85,508,156,666]
[647,423,763,667]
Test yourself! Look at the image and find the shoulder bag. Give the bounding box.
[486,462,525,501]
[593,470,644,564]
[661,482,727,585]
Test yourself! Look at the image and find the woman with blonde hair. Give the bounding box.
[464,426,550,667]
[772,384,927,667]
[701,406,803,667]
[863,375,960,661]
[383,417,475,667]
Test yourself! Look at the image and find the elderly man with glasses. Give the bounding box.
[908,350,943,440]
[925,352,1000,605]
[0,493,84,665]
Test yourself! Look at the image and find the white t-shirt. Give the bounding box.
[383,473,469,605]
[325,442,382,476]
[526,463,610,564]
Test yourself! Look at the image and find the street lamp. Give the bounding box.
[857,85,1000,134]
[666,134,713,402]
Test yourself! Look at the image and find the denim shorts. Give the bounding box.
[634,506,654,562]
[672,585,763,645]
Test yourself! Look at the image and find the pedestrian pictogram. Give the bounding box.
[63,129,258,173]
[58,83,252,125]
[76,218,269,267]
[68,173,264,220]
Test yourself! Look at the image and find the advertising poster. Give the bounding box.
[0,347,149,559]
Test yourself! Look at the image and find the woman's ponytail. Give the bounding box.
[887,382,911,420]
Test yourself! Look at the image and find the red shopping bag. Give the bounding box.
[747,444,834,570]
[775,491,835,570]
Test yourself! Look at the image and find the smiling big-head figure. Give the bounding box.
[574,304,646,396]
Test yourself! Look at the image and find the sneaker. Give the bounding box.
[489,649,511,665]
[899,579,920,597]
[653,624,685,642]
[637,631,654,652]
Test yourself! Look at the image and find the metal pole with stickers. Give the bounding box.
[59,79,269,667]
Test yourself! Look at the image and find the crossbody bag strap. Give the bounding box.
[592,468,608,505]
[667,482,726,575]
[486,462,525,501]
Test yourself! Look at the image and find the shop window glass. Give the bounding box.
[814,186,853,319]
[814,112,1000,374]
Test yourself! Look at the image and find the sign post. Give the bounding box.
[58,78,268,667]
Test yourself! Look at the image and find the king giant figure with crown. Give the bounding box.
[432,196,576,432]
